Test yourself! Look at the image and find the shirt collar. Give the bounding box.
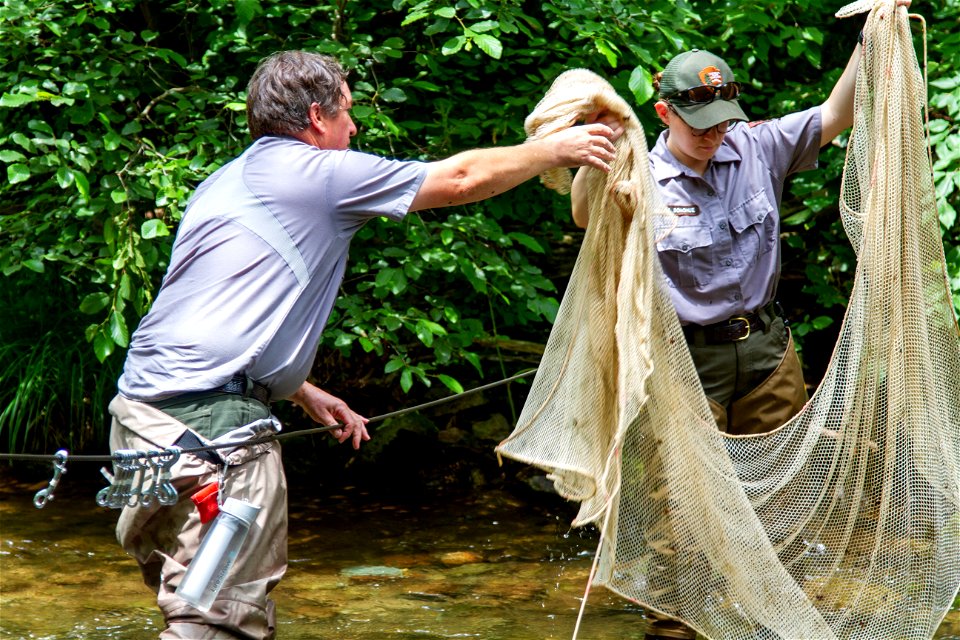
[650,130,743,182]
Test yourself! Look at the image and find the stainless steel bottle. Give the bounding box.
[175,497,261,611]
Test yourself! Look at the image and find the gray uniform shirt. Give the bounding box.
[119,136,428,401]
[649,106,822,326]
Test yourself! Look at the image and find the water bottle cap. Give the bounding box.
[220,497,261,526]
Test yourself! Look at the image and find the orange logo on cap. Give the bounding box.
[698,66,724,86]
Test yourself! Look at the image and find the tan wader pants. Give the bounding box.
[688,317,808,436]
[109,395,287,640]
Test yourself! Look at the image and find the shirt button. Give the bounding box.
[681,243,690,251]
[707,190,716,197]
[724,259,733,267]
[718,222,727,231]
[756,214,763,221]
[733,293,742,301]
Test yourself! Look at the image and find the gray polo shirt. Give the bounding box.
[649,106,822,326]
[119,136,428,401]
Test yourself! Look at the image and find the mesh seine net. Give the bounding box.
[495,2,960,638]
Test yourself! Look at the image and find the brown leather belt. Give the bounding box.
[682,305,777,345]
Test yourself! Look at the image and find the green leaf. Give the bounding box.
[7,164,30,184]
[22,258,44,273]
[458,259,487,292]
[74,172,90,199]
[463,351,482,375]
[79,292,110,314]
[119,272,133,301]
[333,332,354,347]
[93,331,115,362]
[930,76,960,91]
[400,368,413,393]
[0,149,26,163]
[436,374,463,394]
[380,87,407,103]
[104,131,122,151]
[441,36,466,56]
[415,319,446,347]
[628,66,654,105]
[384,356,405,373]
[812,316,834,330]
[110,188,128,204]
[507,232,544,253]
[109,311,130,348]
[141,218,170,239]
[375,267,407,294]
[56,166,74,189]
[0,93,36,107]
[470,20,498,33]
[787,38,805,59]
[473,34,503,59]
[401,10,430,26]
[236,0,261,24]
[594,40,618,67]
[434,7,456,18]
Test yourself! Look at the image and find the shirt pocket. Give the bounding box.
[730,190,777,265]
[654,220,714,288]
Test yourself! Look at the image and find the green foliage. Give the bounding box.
[1,0,958,452]
[0,268,123,453]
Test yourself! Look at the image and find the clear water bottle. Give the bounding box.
[175,497,261,611]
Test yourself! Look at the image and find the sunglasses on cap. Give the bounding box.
[664,82,743,104]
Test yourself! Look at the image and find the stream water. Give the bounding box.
[2,469,958,639]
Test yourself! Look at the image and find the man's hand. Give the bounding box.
[542,122,618,173]
[584,110,626,143]
[290,381,370,449]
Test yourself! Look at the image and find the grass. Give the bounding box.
[0,257,128,456]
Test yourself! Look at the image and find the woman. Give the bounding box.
[569,4,911,637]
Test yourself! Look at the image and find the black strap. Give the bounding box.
[218,374,271,406]
[174,430,222,466]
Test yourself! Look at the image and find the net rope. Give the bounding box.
[496,2,960,638]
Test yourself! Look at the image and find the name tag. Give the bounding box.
[667,204,701,217]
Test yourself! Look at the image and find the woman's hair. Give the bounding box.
[246,51,348,140]
[652,71,664,95]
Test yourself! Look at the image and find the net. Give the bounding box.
[496,2,960,638]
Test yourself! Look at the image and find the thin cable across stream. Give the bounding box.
[0,368,536,464]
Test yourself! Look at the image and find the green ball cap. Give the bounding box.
[660,49,748,130]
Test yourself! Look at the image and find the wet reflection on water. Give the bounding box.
[2,474,958,639]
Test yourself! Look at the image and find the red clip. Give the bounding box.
[191,482,220,523]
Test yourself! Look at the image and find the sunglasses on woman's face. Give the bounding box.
[665,82,743,104]
[666,104,740,137]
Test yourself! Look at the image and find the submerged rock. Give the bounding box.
[339,565,406,580]
[439,550,483,566]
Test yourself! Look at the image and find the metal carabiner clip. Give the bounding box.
[156,446,181,506]
[33,450,69,509]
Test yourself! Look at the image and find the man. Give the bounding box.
[109,50,617,639]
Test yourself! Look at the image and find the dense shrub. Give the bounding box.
[1,0,957,452]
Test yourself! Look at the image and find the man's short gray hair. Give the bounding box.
[246,51,347,140]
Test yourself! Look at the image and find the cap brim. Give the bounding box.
[673,99,747,129]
